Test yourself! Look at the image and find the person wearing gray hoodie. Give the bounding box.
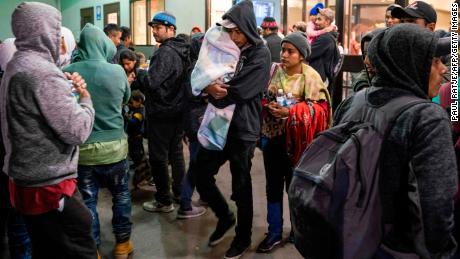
[0,2,96,258]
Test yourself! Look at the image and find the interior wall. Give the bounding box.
[0,0,60,40]
[60,0,130,41]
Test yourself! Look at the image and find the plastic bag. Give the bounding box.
[197,103,236,150]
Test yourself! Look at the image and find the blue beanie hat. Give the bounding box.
[309,3,325,16]
[149,11,176,29]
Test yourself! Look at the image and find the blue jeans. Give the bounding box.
[180,141,200,210]
[7,209,31,259]
[77,159,132,246]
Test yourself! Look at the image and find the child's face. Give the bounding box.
[122,59,136,74]
[130,99,142,109]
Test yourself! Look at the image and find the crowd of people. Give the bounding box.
[0,0,457,259]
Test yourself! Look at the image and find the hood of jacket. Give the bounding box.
[77,23,117,62]
[161,36,190,61]
[222,0,263,46]
[368,23,438,99]
[11,2,61,64]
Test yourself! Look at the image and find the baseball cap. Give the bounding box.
[391,1,437,24]
[216,19,237,29]
[317,8,335,22]
[148,11,177,29]
[434,36,450,57]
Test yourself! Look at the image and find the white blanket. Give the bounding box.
[191,26,240,96]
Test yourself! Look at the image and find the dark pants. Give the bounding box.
[128,135,145,166]
[262,134,293,235]
[0,173,31,259]
[77,159,132,246]
[23,190,97,259]
[195,138,256,245]
[262,135,293,203]
[147,117,185,205]
[180,140,200,210]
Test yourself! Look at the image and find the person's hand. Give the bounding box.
[204,82,229,100]
[128,72,136,85]
[267,101,289,118]
[64,72,90,98]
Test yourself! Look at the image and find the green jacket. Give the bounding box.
[63,23,130,144]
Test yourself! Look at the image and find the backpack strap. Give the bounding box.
[342,88,431,136]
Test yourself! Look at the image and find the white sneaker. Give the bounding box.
[143,200,175,213]
[177,205,207,219]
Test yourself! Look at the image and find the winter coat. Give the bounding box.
[146,37,190,119]
[334,24,457,258]
[264,33,282,63]
[210,0,271,141]
[309,31,339,83]
[0,2,95,187]
[63,23,130,144]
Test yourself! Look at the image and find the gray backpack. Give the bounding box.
[288,88,429,259]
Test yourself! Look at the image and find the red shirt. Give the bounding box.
[9,178,77,215]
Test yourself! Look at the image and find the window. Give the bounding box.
[130,0,165,45]
[287,0,304,32]
[207,0,233,29]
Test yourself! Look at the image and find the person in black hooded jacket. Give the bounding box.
[193,1,271,258]
[142,11,189,213]
[308,8,340,85]
[334,24,456,258]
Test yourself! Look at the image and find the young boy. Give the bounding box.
[125,90,149,187]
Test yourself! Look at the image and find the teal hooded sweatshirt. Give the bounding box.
[63,24,130,164]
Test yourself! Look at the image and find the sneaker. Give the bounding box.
[177,205,207,219]
[256,233,282,253]
[113,240,134,259]
[143,200,175,213]
[224,241,250,259]
[288,230,295,244]
[208,214,236,246]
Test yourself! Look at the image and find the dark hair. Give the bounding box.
[131,90,145,103]
[120,26,131,41]
[386,4,401,12]
[360,28,386,57]
[103,24,121,36]
[176,33,191,43]
[119,49,139,71]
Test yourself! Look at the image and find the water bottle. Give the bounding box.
[286,92,296,106]
[68,80,80,99]
[276,89,286,107]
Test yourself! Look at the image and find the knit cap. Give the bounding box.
[261,17,278,29]
[281,32,311,59]
[309,3,325,16]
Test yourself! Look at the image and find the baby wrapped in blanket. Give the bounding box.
[191,25,240,150]
[191,25,240,95]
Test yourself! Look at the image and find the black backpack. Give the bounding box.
[288,88,429,259]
